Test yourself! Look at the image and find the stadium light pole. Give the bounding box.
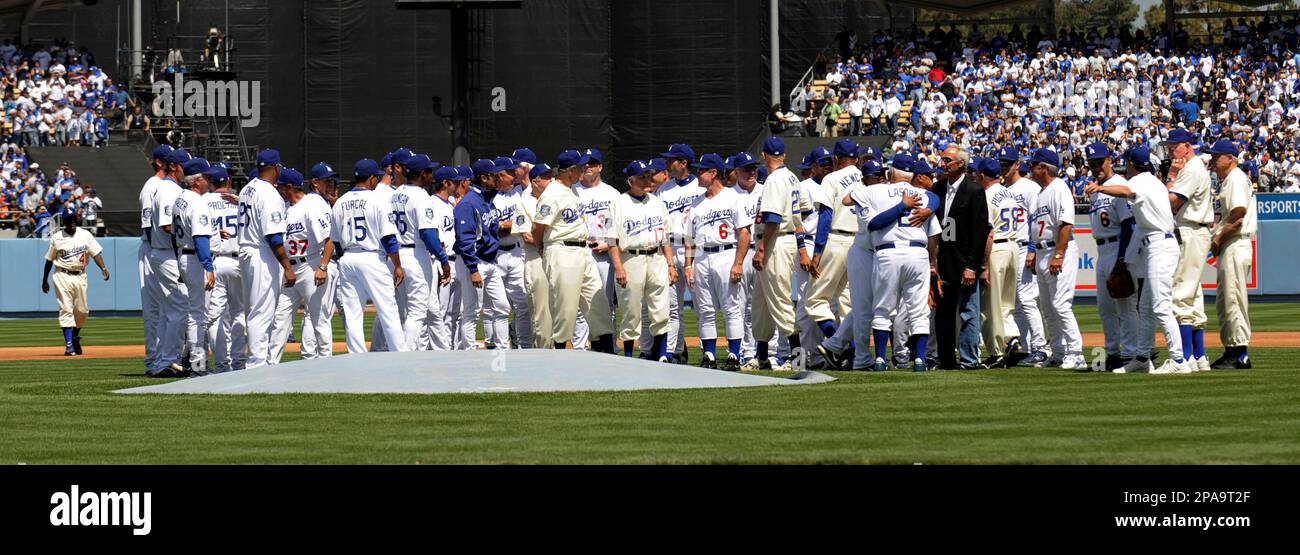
[770,0,779,107]
[133,0,143,79]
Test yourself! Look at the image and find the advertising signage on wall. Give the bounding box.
[1257,193,1300,220]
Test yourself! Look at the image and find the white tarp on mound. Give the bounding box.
[114,350,835,394]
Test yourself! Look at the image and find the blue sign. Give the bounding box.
[1257,193,1300,220]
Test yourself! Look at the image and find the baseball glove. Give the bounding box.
[1106,263,1136,299]
[929,269,945,309]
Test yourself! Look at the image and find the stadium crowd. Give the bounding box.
[786,18,1300,198]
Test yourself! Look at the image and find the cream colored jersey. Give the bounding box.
[172,188,215,251]
[986,182,1023,242]
[1170,154,1214,225]
[1029,177,1075,243]
[758,166,803,234]
[1006,176,1038,243]
[818,165,862,232]
[609,192,671,251]
[512,193,538,239]
[798,178,823,234]
[45,227,102,271]
[684,187,750,247]
[1127,171,1177,234]
[534,182,588,244]
[202,191,240,255]
[1216,167,1257,237]
[1087,175,1133,241]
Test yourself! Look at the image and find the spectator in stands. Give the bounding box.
[820,95,843,138]
[126,104,149,131]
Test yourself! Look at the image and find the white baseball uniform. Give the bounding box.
[1029,177,1083,362]
[492,184,532,348]
[425,193,462,350]
[1126,170,1183,363]
[45,227,101,329]
[1170,155,1213,328]
[147,177,186,373]
[656,176,705,357]
[291,193,340,358]
[331,186,405,354]
[173,186,215,373]
[1214,166,1256,349]
[1089,175,1139,360]
[981,182,1024,358]
[202,190,246,372]
[392,183,436,351]
[138,175,163,371]
[269,194,335,362]
[1007,176,1047,354]
[609,191,672,343]
[237,176,287,367]
[573,180,621,348]
[368,182,399,352]
[684,187,750,344]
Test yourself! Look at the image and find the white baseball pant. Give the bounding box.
[424,257,461,350]
[494,246,533,348]
[205,254,245,372]
[1034,242,1083,361]
[1136,232,1184,362]
[178,254,209,373]
[871,245,929,367]
[269,261,335,362]
[1015,243,1047,353]
[692,247,745,343]
[146,247,186,372]
[1095,240,1139,359]
[397,246,434,351]
[240,246,284,367]
[336,250,406,354]
[138,240,161,370]
[297,261,338,358]
[456,257,509,349]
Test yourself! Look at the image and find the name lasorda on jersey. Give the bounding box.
[49,485,152,536]
[151,73,261,128]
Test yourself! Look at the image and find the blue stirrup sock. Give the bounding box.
[624,340,635,357]
[653,334,668,359]
[62,327,73,344]
[702,338,717,360]
[913,335,929,360]
[1191,328,1205,359]
[873,328,891,360]
[727,338,741,359]
[1178,325,1193,361]
[817,320,837,338]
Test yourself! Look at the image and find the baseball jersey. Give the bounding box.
[851,182,941,247]
[172,188,214,251]
[657,176,706,244]
[331,187,396,252]
[1126,172,1177,234]
[149,178,182,250]
[1029,177,1075,244]
[798,178,824,234]
[1088,175,1133,241]
[818,165,863,232]
[684,187,749,248]
[45,227,102,271]
[1006,176,1038,244]
[734,183,763,233]
[758,166,803,234]
[1170,155,1214,225]
[284,195,333,261]
[493,185,525,249]
[534,183,587,244]
[237,177,287,249]
[609,192,671,251]
[577,181,621,244]
[139,175,162,240]
[202,191,240,255]
[429,194,458,254]
[986,182,1023,243]
[392,184,433,247]
[1216,167,1258,237]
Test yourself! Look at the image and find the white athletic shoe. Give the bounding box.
[1195,356,1211,372]
[739,358,763,372]
[1151,359,1190,375]
[1060,355,1087,370]
[1117,359,1152,374]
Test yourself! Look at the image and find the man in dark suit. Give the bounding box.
[933,145,991,369]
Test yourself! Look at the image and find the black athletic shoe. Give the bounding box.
[982,355,1007,369]
[723,356,741,372]
[1104,355,1125,372]
[700,356,718,369]
[1212,354,1251,370]
[958,362,988,370]
[72,336,82,355]
[63,344,75,356]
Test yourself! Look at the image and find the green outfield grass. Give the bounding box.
[2,301,1298,349]
[0,350,1297,464]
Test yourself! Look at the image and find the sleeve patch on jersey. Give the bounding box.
[425,208,435,219]
[538,204,553,217]
[271,211,284,224]
[198,214,209,227]
[515,214,526,226]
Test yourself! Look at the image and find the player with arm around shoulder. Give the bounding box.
[1082,143,1140,371]
[268,168,337,362]
[173,158,217,374]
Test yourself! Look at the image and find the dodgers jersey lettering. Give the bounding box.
[284,196,333,261]
[609,192,672,251]
[685,188,750,247]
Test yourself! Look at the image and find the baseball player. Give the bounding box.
[1163,128,1214,372]
[635,158,674,358]
[654,144,705,362]
[137,144,173,372]
[850,158,941,372]
[806,139,861,342]
[268,168,337,362]
[1206,139,1257,370]
[748,137,807,370]
[1087,145,1188,374]
[489,154,531,349]
[238,149,296,367]
[41,210,110,355]
[975,157,1024,368]
[425,166,468,350]
[531,149,613,350]
[331,158,406,354]
[512,162,555,349]
[145,147,192,377]
[1083,143,1140,371]
[453,159,511,350]
[608,160,675,361]
[390,154,448,351]
[998,147,1049,365]
[173,157,216,375]
[682,154,750,369]
[572,148,619,353]
[368,148,412,353]
[793,148,832,365]
[293,162,343,357]
[1024,148,1084,369]
[731,152,773,366]
[201,163,246,372]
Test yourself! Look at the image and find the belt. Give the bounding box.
[994,238,1013,244]
[755,231,796,240]
[830,230,855,236]
[180,248,196,255]
[701,245,736,253]
[57,268,82,275]
[401,244,416,249]
[448,254,458,262]
[1095,236,1115,245]
[1181,222,1210,228]
[215,252,238,258]
[1018,240,1029,247]
[499,243,519,252]
[1141,231,1175,246]
[290,257,307,266]
[876,241,926,250]
[345,247,378,254]
[1036,240,1056,250]
[559,241,587,247]
[625,247,659,256]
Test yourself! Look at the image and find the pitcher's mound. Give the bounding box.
[115,350,835,394]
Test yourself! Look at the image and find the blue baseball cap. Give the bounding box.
[797,153,814,171]
[1204,139,1240,157]
[996,146,1020,163]
[692,153,727,172]
[556,149,593,169]
[811,146,833,165]
[733,152,759,169]
[529,163,555,180]
[890,152,915,173]
[724,155,736,172]
[1029,148,1060,167]
[277,167,304,189]
[434,166,458,181]
[859,145,881,160]
[256,148,281,167]
[624,160,651,178]
[757,166,769,184]
[583,148,603,164]
[353,158,384,179]
[762,137,786,156]
[647,158,668,173]
[660,144,695,160]
[455,166,474,181]
[1085,142,1110,161]
[166,149,193,165]
[974,157,1001,178]
[391,148,415,168]
[511,148,537,165]
[406,154,437,173]
[1019,161,1032,174]
[310,162,339,180]
[151,144,174,160]
[472,158,499,177]
[182,158,210,177]
[493,156,519,173]
[1166,128,1197,145]
[911,158,939,176]
[861,159,885,177]
[833,138,859,157]
[203,165,229,183]
[1125,145,1152,167]
[381,152,394,168]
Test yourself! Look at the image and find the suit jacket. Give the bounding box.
[934,172,990,282]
